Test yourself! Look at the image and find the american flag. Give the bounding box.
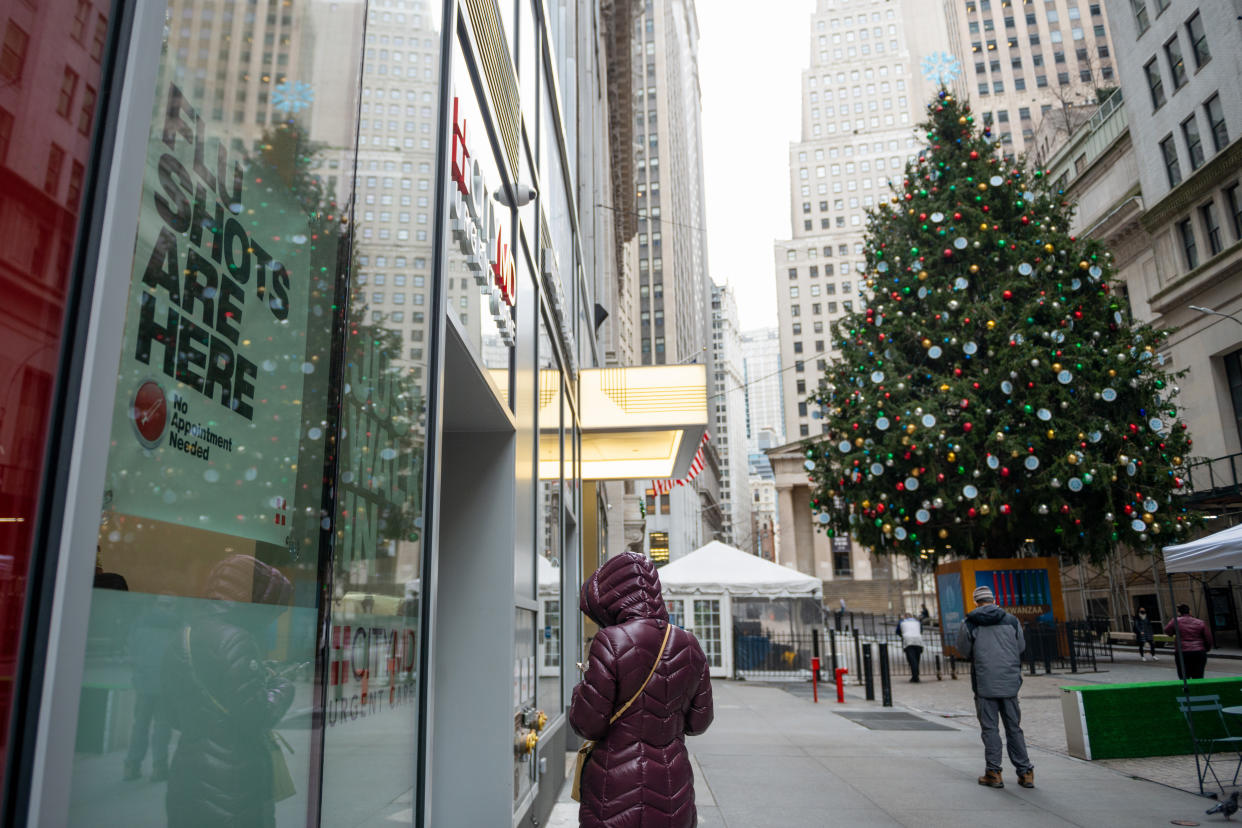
[652,433,709,495]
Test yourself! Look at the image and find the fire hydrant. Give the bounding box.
[835,667,849,703]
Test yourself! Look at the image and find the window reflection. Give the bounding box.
[0,0,111,780]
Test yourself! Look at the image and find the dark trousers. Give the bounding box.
[976,696,1032,774]
[904,645,923,680]
[125,692,170,768]
[1137,638,1155,657]
[1177,649,1208,679]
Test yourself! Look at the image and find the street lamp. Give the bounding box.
[1190,305,1242,328]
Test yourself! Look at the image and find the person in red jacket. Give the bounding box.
[570,552,714,828]
[1165,603,1214,679]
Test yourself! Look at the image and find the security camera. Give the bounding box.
[494,182,537,208]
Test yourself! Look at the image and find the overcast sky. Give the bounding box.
[699,0,816,333]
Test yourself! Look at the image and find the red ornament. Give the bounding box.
[1000,504,1011,514]
[970,151,979,160]
[1002,290,1013,300]
[963,422,974,432]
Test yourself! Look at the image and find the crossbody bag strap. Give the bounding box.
[608,622,671,725]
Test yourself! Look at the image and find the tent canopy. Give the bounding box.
[1162,522,1242,573]
[658,541,822,597]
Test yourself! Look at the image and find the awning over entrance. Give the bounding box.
[538,365,708,480]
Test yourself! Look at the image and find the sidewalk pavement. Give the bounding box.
[549,678,1217,827]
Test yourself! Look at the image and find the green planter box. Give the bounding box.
[1061,678,1242,760]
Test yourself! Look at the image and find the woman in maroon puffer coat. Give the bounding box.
[570,552,714,828]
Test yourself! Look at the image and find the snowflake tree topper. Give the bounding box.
[272,81,315,114]
[920,52,961,86]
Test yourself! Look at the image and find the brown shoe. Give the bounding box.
[1018,770,1034,788]
[978,770,1004,788]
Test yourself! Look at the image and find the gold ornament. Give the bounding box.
[986,319,996,330]
[1142,513,1154,525]
[947,451,957,462]
[1047,429,1055,439]
[969,264,979,273]
[959,116,967,124]
[995,432,1006,442]
[883,523,893,534]
[862,500,872,509]
[918,270,929,280]
[938,528,949,539]
[1053,363,1062,372]
[1067,453,1079,465]
[922,338,932,348]
[855,437,865,447]
[906,423,918,435]
[978,183,988,191]
[1079,261,1089,269]
[1077,432,1086,440]
[1044,243,1055,253]
[979,223,989,231]
[980,504,991,515]
[1108,369,1117,378]
[1173,456,1183,465]
[939,383,951,392]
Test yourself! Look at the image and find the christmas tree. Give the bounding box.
[806,90,1199,566]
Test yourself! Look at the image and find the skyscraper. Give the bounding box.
[634,0,723,559]
[943,0,1118,157]
[711,284,750,548]
[775,0,948,445]
[740,327,785,456]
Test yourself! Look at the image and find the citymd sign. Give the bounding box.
[447,96,516,346]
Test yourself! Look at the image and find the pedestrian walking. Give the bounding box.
[897,611,925,682]
[956,585,1035,790]
[835,597,848,631]
[1165,603,1213,680]
[1132,607,1157,662]
[570,552,714,828]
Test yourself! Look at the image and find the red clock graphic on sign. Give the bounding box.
[131,380,168,449]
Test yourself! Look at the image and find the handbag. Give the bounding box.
[571,622,671,803]
[183,627,297,803]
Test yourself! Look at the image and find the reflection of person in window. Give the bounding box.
[163,554,295,827]
[123,596,178,782]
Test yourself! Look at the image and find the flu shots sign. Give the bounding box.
[105,84,320,546]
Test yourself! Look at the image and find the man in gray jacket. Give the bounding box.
[956,585,1034,789]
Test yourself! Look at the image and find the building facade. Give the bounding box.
[0,1,714,827]
[1031,0,1242,632]
[634,0,725,557]
[774,0,948,445]
[944,0,1118,157]
[710,284,750,547]
[740,326,785,454]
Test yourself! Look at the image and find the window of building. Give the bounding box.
[649,531,670,564]
[1160,134,1181,187]
[1144,59,1165,110]
[1206,94,1229,153]
[1223,347,1242,450]
[1165,36,1186,89]
[1186,11,1210,68]
[1179,218,1199,269]
[1227,184,1242,241]
[1183,115,1205,170]
[1202,201,1224,256]
[1131,0,1150,34]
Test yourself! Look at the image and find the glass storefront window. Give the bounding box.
[536,356,562,716]
[0,0,112,781]
[318,0,446,824]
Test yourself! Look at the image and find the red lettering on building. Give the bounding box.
[451,97,470,198]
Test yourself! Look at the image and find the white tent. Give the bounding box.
[1163,523,1242,572]
[658,541,822,597]
[659,542,822,678]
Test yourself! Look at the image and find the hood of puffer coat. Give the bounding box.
[580,552,669,627]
